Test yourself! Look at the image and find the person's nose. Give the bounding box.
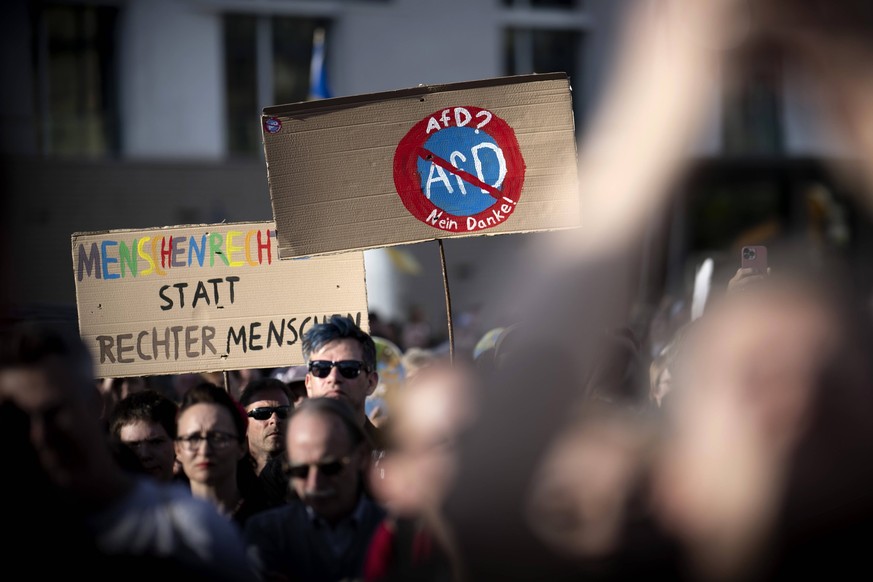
[306,465,328,490]
[133,446,154,460]
[193,438,215,453]
[305,465,319,490]
[325,365,344,382]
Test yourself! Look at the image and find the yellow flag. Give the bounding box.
[386,248,422,275]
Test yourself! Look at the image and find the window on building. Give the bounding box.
[501,1,588,132]
[503,28,584,124]
[224,14,328,156]
[504,28,582,82]
[33,4,120,156]
[273,18,321,106]
[224,15,259,156]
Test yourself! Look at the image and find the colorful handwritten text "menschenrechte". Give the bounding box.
[76,229,274,282]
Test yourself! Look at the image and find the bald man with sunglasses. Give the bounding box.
[244,397,387,582]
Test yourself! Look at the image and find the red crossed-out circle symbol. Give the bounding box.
[393,106,526,233]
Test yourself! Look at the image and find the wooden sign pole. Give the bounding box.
[437,239,455,363]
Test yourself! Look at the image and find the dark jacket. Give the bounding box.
[244,496,387,582]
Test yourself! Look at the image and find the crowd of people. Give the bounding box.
[5,268,873,581]
[6,1,873,580]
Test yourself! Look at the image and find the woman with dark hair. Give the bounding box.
[175,382,270,526]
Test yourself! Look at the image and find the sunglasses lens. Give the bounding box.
[337,362,363,379]
[320,460,344,476]
[309,361,366,378]
[287,465,309,480]
[249,406,290,421]
[286,459,347,479]
[309,362,332,378]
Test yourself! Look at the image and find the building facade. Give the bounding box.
[1,0,858,352]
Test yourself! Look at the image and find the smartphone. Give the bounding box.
[741,245,768,273]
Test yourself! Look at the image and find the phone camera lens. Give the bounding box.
[743,248,756,260]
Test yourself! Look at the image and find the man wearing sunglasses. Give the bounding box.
[302,315,385,451]
[256,316,385,508]
[240,378,293,476]
[244,397,387,582]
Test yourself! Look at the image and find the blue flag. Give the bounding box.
[309,28,332,100]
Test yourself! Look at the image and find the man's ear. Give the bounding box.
[304,372,313,395]
[366,371,379,397]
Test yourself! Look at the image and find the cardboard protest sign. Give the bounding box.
[72,222,368,378]
[262,73,579,259]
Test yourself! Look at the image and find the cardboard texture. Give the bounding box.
[72,221,369,378]
[262,73,579,259]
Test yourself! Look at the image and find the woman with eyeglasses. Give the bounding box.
[176,381,271,526]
